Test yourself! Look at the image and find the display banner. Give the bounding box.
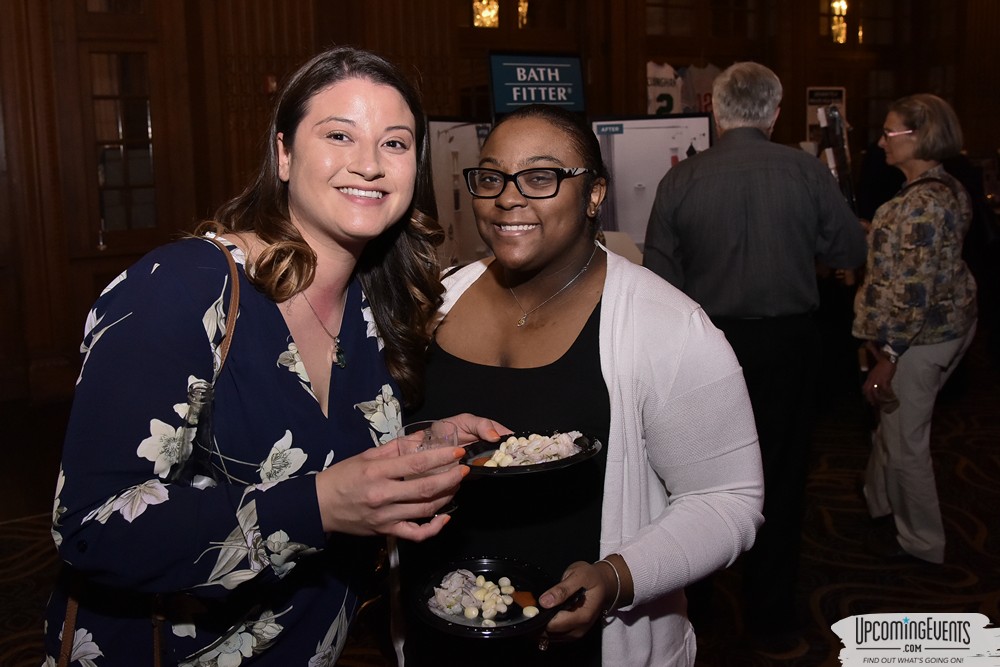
[489,53,585,117]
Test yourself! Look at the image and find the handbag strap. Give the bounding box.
[56,594,78,667]
[206,236,241,374]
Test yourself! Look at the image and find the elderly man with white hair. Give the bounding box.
[643,61,866,650]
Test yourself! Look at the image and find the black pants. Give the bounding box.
[711,314,821,634]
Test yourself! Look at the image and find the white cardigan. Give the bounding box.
[438,248,764,666]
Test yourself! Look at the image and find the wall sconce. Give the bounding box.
[473,0,500,28]
[831,0,848,44]
[472,0,529,29]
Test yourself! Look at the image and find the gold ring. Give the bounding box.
[538,637,550,651]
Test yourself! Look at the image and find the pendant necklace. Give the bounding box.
[508,244,598,327]
[301,291,347,368]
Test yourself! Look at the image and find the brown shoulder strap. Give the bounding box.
[56,594,79,667]
[205,237,241,373]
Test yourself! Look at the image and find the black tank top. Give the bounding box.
[401,301,610,666]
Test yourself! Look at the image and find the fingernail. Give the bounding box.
[460,465,470,478]
[540,593,555,607]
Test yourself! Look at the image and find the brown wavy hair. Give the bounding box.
[198,46,443,406]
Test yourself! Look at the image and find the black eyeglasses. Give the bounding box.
[463,167,594,199]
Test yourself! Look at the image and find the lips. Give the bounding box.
[339,186,384,199]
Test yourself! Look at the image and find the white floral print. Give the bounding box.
[193,628,255,667]
[178,608,285,667]
[258,431,307,483]
[51,466,66,547]
[137,419,193,478]
[50,238,397,663]
[82,479,169,525]
[200,496,266,590]
[53,626,104,666]
[113,479,170,522]
[277,341,316,399]
[309,605,350,667]
[202,274,232,378]
[360,301,385,351]
[77,311,132,385]
[265,530,317,578]
[355,384,401,446]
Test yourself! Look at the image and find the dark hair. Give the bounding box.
[889,93,964,161]
[200,46,442,406]
[487,105,610,233]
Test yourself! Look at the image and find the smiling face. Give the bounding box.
[879,111,918,169]
[472,116,605,274]
[277,77,417,252]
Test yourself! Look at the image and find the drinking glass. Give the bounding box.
[397,420,461,516]
[397,420,460,477]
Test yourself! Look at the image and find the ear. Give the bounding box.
[588,178,608,215]
[768,107,781,136]
[277,132,291,182]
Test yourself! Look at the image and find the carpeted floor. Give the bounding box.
[692,328,1000,665]
[2,330,997,667]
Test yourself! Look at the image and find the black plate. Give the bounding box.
[462,431,602,477]
[412,557,583,639]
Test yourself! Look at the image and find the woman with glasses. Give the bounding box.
[854,94,978,564]
[398,104,764,666]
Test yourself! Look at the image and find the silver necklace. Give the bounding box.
[508,244,598,327]
[301,291,347,368]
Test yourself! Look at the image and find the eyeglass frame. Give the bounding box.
[462,167,595,200]
[881,128,914,139]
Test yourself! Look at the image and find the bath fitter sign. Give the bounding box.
[489,53,585,115]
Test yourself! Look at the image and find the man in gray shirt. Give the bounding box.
[644,61,866,648]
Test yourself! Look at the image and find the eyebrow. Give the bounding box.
[479,154,568,168]
[314,116,415,137]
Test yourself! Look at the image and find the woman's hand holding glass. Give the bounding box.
[314,413,510,541]
[396,420,460,478]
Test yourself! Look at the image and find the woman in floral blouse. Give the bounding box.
[44,47,506,666]
[853,93,977,565]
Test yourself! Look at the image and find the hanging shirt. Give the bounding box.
[680,63,721,114]
[647,61,683,115]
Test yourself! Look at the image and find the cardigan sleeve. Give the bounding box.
[617,306,764,605]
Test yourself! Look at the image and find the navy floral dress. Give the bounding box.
[44,236,402,666]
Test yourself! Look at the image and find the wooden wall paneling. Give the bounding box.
[577,0,610,118]
[349,0,461,118]
[0,0,77,400]
[0,0,43,399]
[767,0,812,147]
[186,0,229,219]
[958,0,1000,157]
[620,0,658,115]
[211,0,318,201]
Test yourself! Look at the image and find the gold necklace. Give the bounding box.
[301,291,347,368]
[508,244,598,327]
